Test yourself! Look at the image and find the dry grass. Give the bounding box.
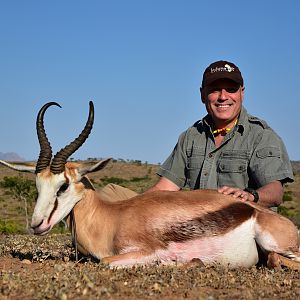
[1,234,300,300]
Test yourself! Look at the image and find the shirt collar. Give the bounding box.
[202,106,247,134]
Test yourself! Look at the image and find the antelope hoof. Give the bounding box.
[267,252,282,269]
[101,257,111,265]
[190,258,205,267]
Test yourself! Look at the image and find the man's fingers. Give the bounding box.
[218,186,253,202]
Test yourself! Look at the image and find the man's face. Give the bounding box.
[201,79,244,127]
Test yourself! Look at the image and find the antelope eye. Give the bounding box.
[57,183,69,196]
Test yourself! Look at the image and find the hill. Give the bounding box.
[0,152,25,161]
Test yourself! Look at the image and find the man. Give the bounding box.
[147,60,294,208]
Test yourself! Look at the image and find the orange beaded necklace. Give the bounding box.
[212,119,238,136]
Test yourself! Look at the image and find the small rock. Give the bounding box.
[21,259,32,265]
[60,293,67,300]
[54,264,64,272]
[153,282,162,292]
[82,288,88,296]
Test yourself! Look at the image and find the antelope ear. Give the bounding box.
[0,160,36,173]
[78,158,112,176]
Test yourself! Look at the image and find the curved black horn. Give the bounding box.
[50,101,94,174]
[35,102,62,174]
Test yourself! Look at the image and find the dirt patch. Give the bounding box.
[1,234,300,300]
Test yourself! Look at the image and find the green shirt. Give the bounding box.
[158,107,294,190]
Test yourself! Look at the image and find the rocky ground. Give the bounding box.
[1,234,300,300]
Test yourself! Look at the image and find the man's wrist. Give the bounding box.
[244,188,259,203]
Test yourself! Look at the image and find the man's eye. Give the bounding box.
[225,87,239,93]
[57,183,69,196]
[206,86,240,94]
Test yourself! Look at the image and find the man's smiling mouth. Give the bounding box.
[216,104,232,108]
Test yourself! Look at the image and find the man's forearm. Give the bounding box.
[145,177,180,193]
[256,181,284,207]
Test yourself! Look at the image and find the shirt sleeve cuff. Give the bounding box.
[157,168,186,188]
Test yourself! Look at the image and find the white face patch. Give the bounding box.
[31,172,82,234]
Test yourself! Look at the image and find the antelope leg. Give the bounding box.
[267,252,300,270]
[102,251,154,267]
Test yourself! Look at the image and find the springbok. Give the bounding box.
[1,101,299,269]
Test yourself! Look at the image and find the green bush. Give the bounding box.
[130,176,150,182]
[278,205,300,218]
[0,175,37,231]
[100,176,128,186]
[282,191,293,202]
[0,175,36,195]
[99,175,151,186]
[0,220,24,234]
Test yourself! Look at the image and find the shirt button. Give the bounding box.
[208,153,213,158]
[204,172,208,176]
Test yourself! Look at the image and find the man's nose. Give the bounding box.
[219,89,228,100]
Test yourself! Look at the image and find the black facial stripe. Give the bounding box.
[57,182,69,196]
[48,198,58,223]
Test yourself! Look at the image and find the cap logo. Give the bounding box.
[210,64,235,73]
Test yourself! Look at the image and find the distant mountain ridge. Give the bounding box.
[0,152,25,162]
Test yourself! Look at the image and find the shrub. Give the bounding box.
[130,176,150,182]
[278,206,300,218]
[282,191,293,202]
[0,175,37,230]
[100,176,128,186]
[0,220,24,234]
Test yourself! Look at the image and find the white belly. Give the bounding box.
[157,217,258,268]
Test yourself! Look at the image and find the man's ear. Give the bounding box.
[241,86,245,101]
[200,87,205,103]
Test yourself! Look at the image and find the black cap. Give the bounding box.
[201,60,244,87]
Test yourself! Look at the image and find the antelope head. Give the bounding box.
[0,102,111,235]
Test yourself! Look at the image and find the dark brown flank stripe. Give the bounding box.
[162,202,254,243]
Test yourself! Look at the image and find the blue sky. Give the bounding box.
[0,0,299,163]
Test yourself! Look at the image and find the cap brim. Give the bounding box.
[203,74,243,87]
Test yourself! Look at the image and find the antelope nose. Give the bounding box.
[31,220,43,230]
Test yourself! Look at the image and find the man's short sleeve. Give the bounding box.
[249,129,294,186]
[157,131,188,188]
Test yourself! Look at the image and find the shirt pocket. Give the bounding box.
[217,150,250,188]
[256,147,280,159]
[186,147,205,188]
[255,146,282,179]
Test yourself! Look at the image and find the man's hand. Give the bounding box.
[217,186,255,202]
[218,181,284,208]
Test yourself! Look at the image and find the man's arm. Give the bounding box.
[145,177,180,193]
[218,180,284,208]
